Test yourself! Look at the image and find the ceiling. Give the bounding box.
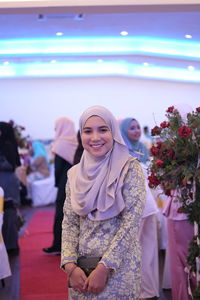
[0,4,200,81]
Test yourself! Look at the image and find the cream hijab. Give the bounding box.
[68,106,132,221]
[52,117,77,165]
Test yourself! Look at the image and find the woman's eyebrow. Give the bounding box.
[99,125,109,129]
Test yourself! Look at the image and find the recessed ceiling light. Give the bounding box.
[56,32,63,36]
[120,31,128,36]
[188,65,195,71]
[185,34,192,39]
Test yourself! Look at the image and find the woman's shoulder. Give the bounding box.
[125,157,144,179]
[67,163,79,176]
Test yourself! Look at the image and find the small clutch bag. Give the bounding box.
[77,256,102,276]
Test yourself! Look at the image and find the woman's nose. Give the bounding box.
[91,131,100,140]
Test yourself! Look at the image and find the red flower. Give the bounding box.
[160,121,170,128]
[156,141,163,149]
[196,107,200,112]
[151,126,162,136]
[178,126,192,138]
[150,145,160,156]
[155,159,164,168]
[148,173,161,187]
[166,106,174,113]
[166,148,175,159]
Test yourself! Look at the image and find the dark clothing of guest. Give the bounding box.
[43,117,77,255]
[0,122,21,251]
[52,155,72,251]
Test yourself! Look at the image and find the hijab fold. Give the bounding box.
[68,106,132,221]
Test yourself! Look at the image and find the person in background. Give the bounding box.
[141,125,153,150]
[26,140,50,199]
[27,140,50,180]
[0,122,21,254]
[120,117,159,300]
[120,118,149,164]
[43,117,77,254]
[0,186,12,280]
[61,106,146,299]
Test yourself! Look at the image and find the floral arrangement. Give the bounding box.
[9,119,30,149]
[148,106,200,298]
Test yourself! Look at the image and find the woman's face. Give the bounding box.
[127,119,141,142]
[81,116,113,157]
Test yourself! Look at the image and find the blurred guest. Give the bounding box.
[43,117,77,254]
[141,125,153,150]
[120,118,149,164]
[120,117,159,299]
[27,140,50,180]
[0,122,21,253]
[26,141,50,199]
[0,186,11,280]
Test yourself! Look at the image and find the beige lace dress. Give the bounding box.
[61,160,145,300]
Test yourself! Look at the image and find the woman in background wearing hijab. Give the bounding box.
[61,106,146,299]
[120,118,159,300]
[27,140,50,180]
[26,140,50,199]
[0,122,21,253]
[43,117,77,254]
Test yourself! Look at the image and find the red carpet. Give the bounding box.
[19,209,68,300]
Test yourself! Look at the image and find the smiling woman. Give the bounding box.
[81,116,113,158]
[61,105,146,299]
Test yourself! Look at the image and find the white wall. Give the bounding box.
[1,76,199,140]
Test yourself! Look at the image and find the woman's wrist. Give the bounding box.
[64,263,77,278]
[96,263,110,275]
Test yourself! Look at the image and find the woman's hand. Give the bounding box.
[83,263,110,294]
[69,267,87,293]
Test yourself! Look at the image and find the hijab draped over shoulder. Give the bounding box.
[52,117,78,165]
[120,118,149,164]
[68,106,132,221]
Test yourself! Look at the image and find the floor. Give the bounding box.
[0,203,172,300]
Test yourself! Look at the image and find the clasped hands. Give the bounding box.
[65,262,110,294]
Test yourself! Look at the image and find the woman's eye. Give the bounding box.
[100,127,109,133]
[83,129,91,134]
[100,128,108,132]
